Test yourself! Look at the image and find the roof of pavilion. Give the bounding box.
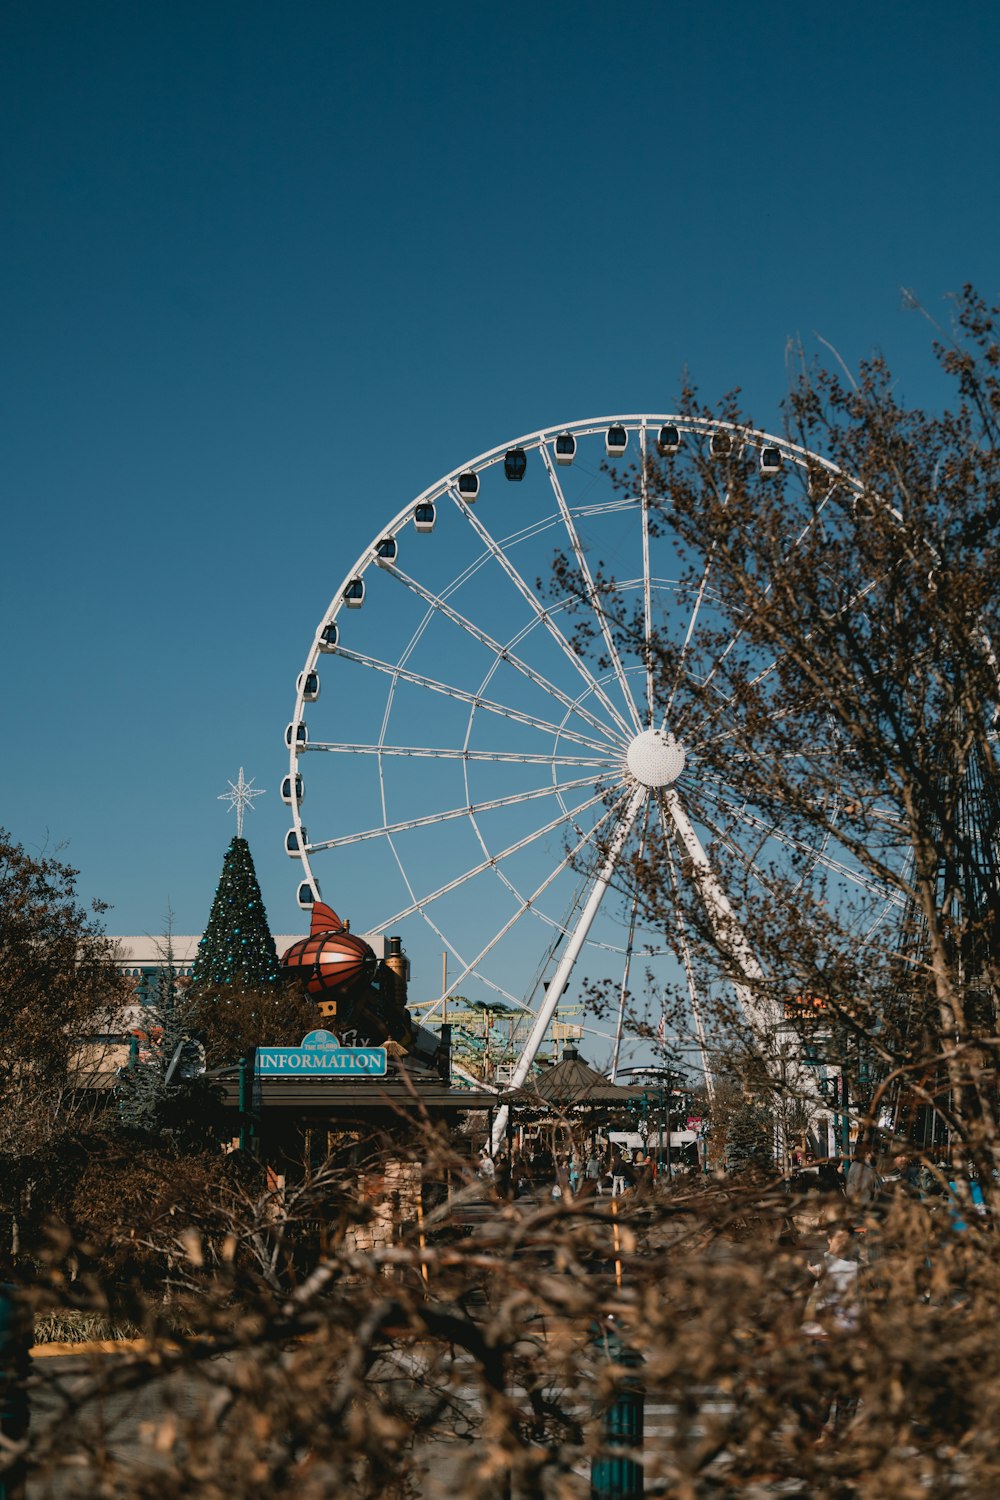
[503,1051,648,1108]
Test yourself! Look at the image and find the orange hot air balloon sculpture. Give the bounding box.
[280,902,377,1002]
[280,902,417,1050]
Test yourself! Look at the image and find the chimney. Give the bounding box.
[438,1023,452,1084]
[383,935,409,1007]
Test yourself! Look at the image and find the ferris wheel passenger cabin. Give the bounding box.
[297,882,316,910]
[297,670,319,702]
[281,774,304,805]
[458,471,479,502]
[504,447,527,481]
[554,432,576,466]
[414,503,436,533]
[760,446,782,476]
[285,722,307,750]
[318,621,339,652]
[605,423,628,456]
[285,827,307,858]
[657,424,681,455]
[343,578,365,608]
[375,536,398,562]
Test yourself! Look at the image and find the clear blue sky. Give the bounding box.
[3,3,997,1014]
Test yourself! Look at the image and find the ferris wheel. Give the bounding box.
[284,415,893,1125]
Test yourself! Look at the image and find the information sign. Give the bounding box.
[255,1029,387,1078]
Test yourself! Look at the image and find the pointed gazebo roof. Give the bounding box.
[506,1048,646,1108]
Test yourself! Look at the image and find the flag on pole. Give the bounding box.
[656,1013,666,1042]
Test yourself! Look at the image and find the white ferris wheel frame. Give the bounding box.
[285,414,872,1145]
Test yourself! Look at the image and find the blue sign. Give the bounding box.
[255,1030,387,1078]
[301,1029,338,1049]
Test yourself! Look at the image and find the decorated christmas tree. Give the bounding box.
[190,835,281,992]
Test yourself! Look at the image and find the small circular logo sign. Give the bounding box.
[301,1028,339,1049]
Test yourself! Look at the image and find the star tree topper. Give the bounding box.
[218,767,266,838]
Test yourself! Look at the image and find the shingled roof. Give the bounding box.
[506,1048,647,1107]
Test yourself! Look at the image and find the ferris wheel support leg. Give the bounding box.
[658,790,824,1135]
[489,786,647,1154]
[660,787,782,1047]
[661,789,824,1160]
[660,817,717,1104]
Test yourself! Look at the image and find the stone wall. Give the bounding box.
[344,1159,422,1253]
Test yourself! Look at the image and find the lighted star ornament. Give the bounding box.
[218,767,266,837]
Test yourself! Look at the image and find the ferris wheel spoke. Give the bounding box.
[379,559,628,746]
[662,543,720,727]
[679,646,785,745]
[309,742,616,768]
[418,789,633,1025]
[575,497,637,519]
[396,903,532,1013]
[657,803,716,1099]
[609,800,650,1082]
[686,572,881,747]
[450,487,637,741]
[689,481,838,706]
[331,646,621,755]
[539,444,643,736]
[692,762,863,870]
[306,773,606,853]
[373,785,612,928]
[692,779,896,899]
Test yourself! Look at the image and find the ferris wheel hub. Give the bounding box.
[625,729,686,788]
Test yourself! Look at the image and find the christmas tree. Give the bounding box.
[190,836,281,992]
[725,1097,774,1177]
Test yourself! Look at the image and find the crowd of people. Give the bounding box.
[478,1135,990,1220]
[790,1143,990,1227]
[476,1139,683,1200]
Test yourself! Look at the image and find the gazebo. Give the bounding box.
[512,1048,646,1108]
[499,1047,648,1163]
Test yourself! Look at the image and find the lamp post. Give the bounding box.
[591,1319,644,1499]
[657,1088,664,1178]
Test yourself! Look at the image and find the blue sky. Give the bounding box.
[3,2,998,1039]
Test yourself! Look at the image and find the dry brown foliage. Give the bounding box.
[14,1137,1000,1500]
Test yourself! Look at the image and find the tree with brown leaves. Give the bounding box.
[0,830,128,1258]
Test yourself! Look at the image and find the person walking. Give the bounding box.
[846,1147,880,1209]
[799,1222,864,1440]
[804,1224,862,1335]
[632,1150,653,1199]
[584,1148,601,1196]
